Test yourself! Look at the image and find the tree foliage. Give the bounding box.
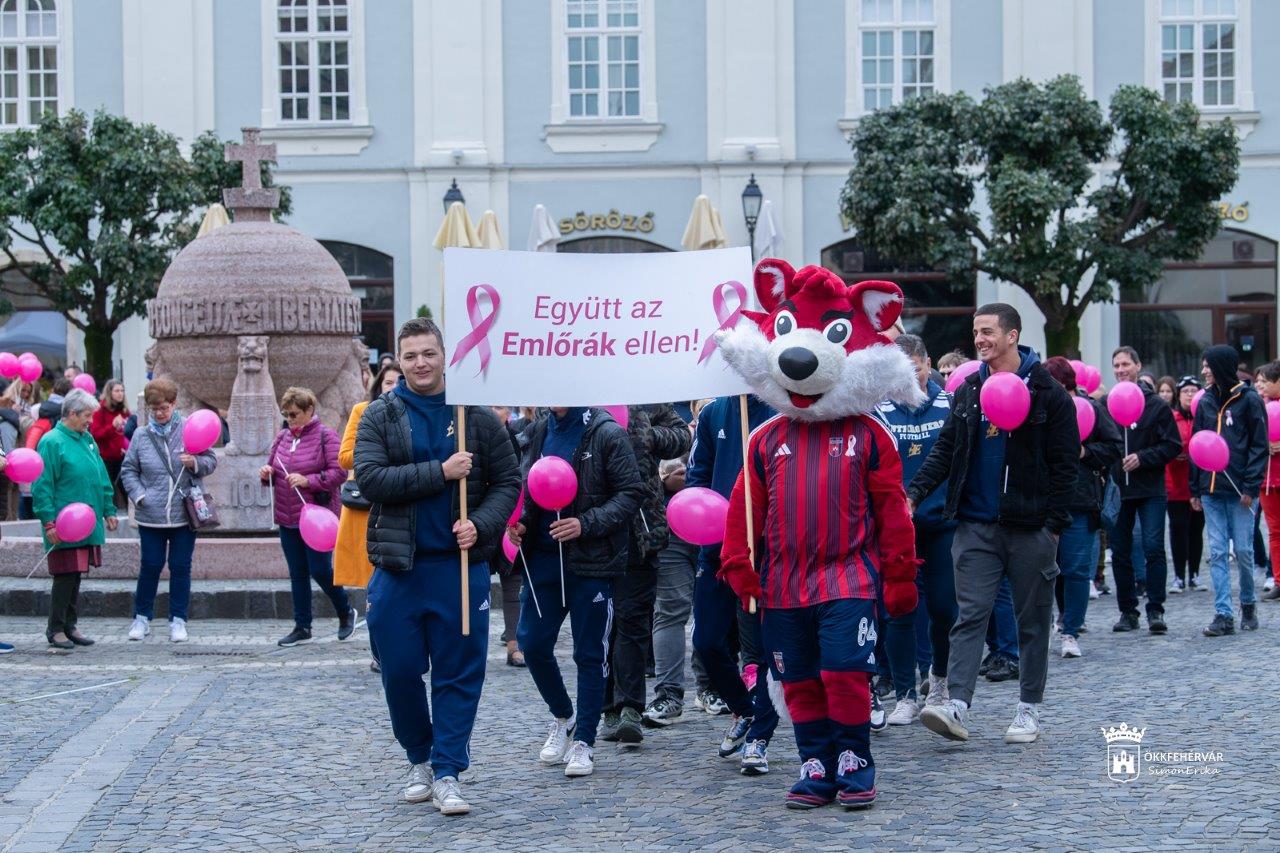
[840,76,1240,356]
[0,110,289,378]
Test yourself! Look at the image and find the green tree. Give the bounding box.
[188,129,292,219]
[840,76,1240,357]
[0,111,289,379]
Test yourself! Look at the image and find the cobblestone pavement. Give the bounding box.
[1,585,1278,852]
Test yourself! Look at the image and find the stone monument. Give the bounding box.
[146,128,366,531]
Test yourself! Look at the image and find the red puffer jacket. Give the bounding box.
[1165,409,1193,501]
[265,417,344,527]
[89,406,131,463]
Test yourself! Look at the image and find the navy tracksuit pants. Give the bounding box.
[516,550,613,747]
[366,555,490,780]
[690,556,778,743]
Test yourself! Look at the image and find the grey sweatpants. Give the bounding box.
[948,521,1059,706]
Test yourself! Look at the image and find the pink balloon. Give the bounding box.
[1191,388,1205,416]
[1068,359,1087,382]
[0,352,18,379]
[17,356,42,383]
[1107,381,1145,428]
[299,504,339,552]
[1081,365,1102,395]
[183,409,222,454]
[979,373,1031,431]
[1267,401,1280,442]
[528,456,578,511]
[18,351,34,361]
[502,535,518,564]
[1074,396,1096,441]
[1189,430,1230,473]
[4,447,44,484]
[72,373,96,396]
[945,360,981,394]
[600,405,629,430]
[54,502,97,543]
[508,489,525,526]
[667,487,730,546]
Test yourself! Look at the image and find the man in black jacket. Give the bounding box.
[1108,346,1182,634]
[600,404,692,746]
[355,318,520,816]
[909,304,1077,746]
[1192,344,1267,636]
[509,406,643,779]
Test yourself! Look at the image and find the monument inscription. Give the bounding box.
[147,293,361,338]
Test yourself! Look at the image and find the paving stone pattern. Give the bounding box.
[1,587,1277,851]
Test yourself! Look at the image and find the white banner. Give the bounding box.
[442,246,754,406]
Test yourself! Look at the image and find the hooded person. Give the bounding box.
[715,258,920,811]
[1191,344,1267,635]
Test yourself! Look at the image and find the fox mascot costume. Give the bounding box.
[717,258,922,810]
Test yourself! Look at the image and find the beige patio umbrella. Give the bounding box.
[197,203,230,237]
[682,194,727,251]
[432,199,480,636]
[475,210,507,250]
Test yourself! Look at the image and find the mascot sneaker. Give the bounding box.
[539,716,576,764]
[785,758,837,809]
[921,699,969,742]
[740,739,769,776]
[835,750,877,810]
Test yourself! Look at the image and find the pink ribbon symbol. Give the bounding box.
[449,284,501,376]
[698,279,747,365]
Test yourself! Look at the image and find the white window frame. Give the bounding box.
[1156,0,1241,109]
[843,0,951,121]
[258,0,371,155]
[545,0,662,153]
[1145,0,1254,130]
[0,0,72,130]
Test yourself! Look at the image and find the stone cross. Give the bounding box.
[223,127,280,222]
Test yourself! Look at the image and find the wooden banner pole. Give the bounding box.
[739,394,757,615]
[457,405,470,636]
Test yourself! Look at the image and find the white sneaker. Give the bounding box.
[869,692,887,733]
[886,697,920,726]
[431,776,470,815]
[1266,576,1276,592]
[563,741,594,777]
[1004,702,1041,744]
[127,616,150,641]
[924,672,949,708]
[920,699,969,742]
[1089,582,1100,600]
[170,617,188,643]
[402,763,433,803]
[1061,635,1082,658]
[539,716,575,764]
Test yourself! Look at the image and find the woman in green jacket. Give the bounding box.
[32,388,118,650]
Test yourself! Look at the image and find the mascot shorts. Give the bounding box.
[762,597,878,681]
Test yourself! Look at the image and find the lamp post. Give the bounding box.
[741,174,763,263]
[443,178,465,213]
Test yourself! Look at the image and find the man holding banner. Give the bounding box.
[509,406,643,778]
[355,318,520,816]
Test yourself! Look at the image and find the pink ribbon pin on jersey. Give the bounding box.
[698,280,747,365]
[449,284,501,376]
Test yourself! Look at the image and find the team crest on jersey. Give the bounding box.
[829,437,844,458]
[908,442,922,457]
[773,651,785,674]
[986,422,1000,438]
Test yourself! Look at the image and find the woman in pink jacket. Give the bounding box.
[259,387,354,647]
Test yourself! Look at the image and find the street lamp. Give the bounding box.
[741,174,763,262]
[442,178,465,213]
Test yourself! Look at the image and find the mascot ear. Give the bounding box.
[753,258,795,314]
[848,279,905,333]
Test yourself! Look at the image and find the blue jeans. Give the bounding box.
[1202,494,1258,617]
[134,526,197,621]
[886,526,957,698]
[1057,513,1099,638]
[1110,497,1168,617]
[984,577,1018,659]
[278,525,350,630]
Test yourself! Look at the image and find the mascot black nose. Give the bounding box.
[778,347,819,381]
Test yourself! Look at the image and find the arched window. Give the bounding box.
[319,240,394,359]
[1120,228,1278,377]
[556,235,672,253]
[821,237,976,359]
[0,0,59,128]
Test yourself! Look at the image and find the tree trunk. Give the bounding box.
[82,323,115,382]
[1043,320,1081,360]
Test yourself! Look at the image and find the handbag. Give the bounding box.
[1101,478,1121,530]
[146,429,220,531]
[340,478,371,511]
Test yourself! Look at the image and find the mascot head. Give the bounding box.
[717,258,926,421]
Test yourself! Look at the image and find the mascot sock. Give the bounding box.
[783,678,837,805]
[823,670,876,806]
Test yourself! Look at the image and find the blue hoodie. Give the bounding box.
[686,395,775,499]
[392,379,456,557]
[531,407,588,552]
[959,346,1039,524]
[877,379,954,530]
